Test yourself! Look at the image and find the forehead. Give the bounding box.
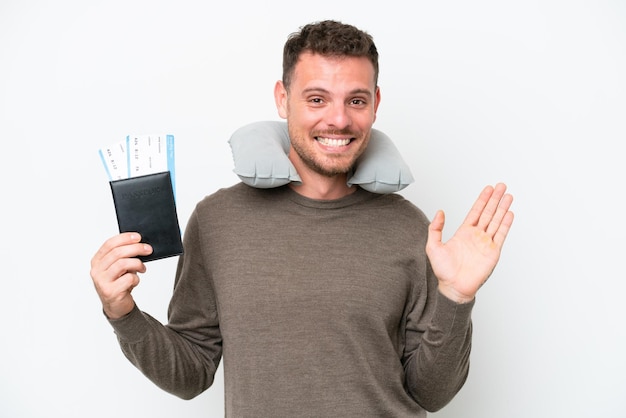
[291,52,376,90]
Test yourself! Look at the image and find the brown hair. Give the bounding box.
[282,20,379,91]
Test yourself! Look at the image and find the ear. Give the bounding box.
[373,86,381,123]
[274,80,288,119]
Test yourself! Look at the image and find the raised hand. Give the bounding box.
[90,232,153,319]
[425,183,514,304]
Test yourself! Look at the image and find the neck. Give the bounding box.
[288,156,355,200]
[288,177,356,200]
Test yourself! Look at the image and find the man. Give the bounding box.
[91,20,514,417]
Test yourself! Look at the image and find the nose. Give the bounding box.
[324,103,351,130]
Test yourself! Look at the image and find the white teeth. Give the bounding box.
[317,137,350,147]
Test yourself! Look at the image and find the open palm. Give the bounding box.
[426,183,514,303]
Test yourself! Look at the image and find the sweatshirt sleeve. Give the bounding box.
[108,208,223,400]
[402,265,474,412]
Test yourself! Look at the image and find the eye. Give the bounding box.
[350,98,367,106]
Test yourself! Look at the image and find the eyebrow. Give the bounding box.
[301,87,373,99]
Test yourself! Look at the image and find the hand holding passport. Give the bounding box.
[99,135,183,262]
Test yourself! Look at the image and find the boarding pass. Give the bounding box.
[99,134,176,193]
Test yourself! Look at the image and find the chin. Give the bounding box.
[314,159,356,177]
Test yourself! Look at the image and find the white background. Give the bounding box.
[1,1,624,417]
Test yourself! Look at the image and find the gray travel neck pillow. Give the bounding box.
[228,121,414,194]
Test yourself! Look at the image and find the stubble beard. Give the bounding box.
[290,136,356,178]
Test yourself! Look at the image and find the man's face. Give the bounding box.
[274,52,380,178]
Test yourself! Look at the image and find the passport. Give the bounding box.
[109,171,183,262]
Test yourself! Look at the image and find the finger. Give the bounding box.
[91,254,145,295]
[485,192,514,238]
[92,235,152,276]
[95,268,140,298]
[462,185,494,226]
[95,269,142,320]
[91,250,145,291]
[111,255,147,280]
[476,183,508,230]
[493,210,515,248]
[113,270,141,295]
[91,232,142,268]
[90,235,152,293]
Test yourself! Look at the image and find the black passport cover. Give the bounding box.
[109,171,183,262]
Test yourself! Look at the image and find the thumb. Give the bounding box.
[427,210,445,251]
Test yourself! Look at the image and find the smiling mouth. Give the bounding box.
[315,137,352,147]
